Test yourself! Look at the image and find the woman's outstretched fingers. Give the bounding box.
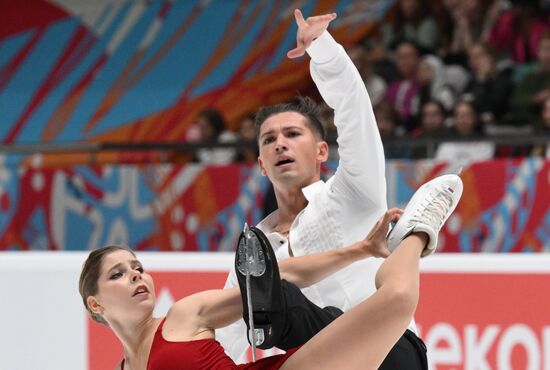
[388,208,404,223]
[361,209,400,258]
[383,208,403,229]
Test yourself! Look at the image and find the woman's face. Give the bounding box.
[89,250,155,324]
[422,102,445,131]
[454,102,477,135]
[468,44,491,72]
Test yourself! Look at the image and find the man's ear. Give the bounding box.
[258,157,267,176]
[87,296,103,315]
[317,141,329,163]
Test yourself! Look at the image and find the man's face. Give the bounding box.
[257,111,328,189]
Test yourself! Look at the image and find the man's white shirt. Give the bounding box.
[216,31,416,363]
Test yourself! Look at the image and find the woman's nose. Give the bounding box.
[131,271,141,282]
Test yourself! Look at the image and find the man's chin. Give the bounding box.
[275,173,310,187]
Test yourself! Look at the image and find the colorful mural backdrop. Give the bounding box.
[0,158,548,252]
[0,0,392,150]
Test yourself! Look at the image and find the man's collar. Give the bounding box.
[301,180,326,201]
[257,180,326,232]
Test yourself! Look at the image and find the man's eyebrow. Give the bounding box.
[282,125,303,131]
[261,125,303,137]
[259,129,275,139]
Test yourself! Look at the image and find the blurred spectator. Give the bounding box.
[347,45,387,105]
[442,0,500,65]
[531,96,550,157]
[510,31,550,125]
[374,102,410,158]
[452,99,484,136]
[384,41,421,131]
[464,42,514,124]
[235,114,257,165]
[487,0,550,63]
[417,54,457,111]
[192,108,237,164]
[435,99,495,163]
[382,0,441,53]
[415,100,450,137]
[411,100,450,158]
[374,101,399,139]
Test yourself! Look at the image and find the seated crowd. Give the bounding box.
[188,0,550,163]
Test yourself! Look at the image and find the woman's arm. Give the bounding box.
[280,208,400,288]
[177,209,400,331]
[167,286,243,335]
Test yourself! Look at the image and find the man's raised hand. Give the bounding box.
[287,9,337,59]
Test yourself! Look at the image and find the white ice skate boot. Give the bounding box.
[387,174,463,256]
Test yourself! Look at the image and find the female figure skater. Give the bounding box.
[79,174,462,369]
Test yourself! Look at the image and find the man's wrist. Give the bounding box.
[306,31,339,63]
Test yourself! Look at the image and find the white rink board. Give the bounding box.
[1,252,549,370]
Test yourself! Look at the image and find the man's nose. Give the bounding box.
[275,136,287,152]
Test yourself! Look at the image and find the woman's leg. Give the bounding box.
[282,174,463,369]
[280,233,426,370]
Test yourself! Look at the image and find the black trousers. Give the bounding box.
[277,280,428,370]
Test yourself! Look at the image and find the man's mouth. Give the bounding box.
[275,158,294,166]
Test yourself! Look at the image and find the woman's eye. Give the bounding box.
[110,272,122,280]
[136,266,144,273]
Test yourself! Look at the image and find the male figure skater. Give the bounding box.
[217,10,427,369]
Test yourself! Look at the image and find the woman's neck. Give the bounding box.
[111,316,159,367]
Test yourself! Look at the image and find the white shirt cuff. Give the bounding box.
[306,31,339,64]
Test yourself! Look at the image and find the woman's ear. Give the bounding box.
[87,296,103,315]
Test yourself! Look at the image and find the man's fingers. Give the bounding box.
[294,9,306,27]
[317,13,337,22]
[287,47,305,59]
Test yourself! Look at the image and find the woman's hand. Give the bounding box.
[357,208,403,258]
[287,9,337,59]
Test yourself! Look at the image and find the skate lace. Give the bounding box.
[410,186,454,230]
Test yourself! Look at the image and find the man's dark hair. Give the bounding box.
[255,96,327,141]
